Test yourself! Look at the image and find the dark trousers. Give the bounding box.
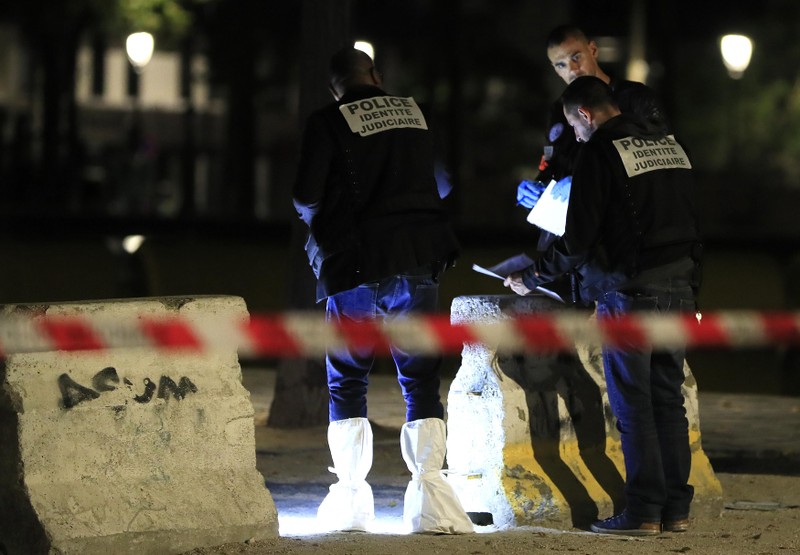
[596,278,696,522]
[325,272,444,423]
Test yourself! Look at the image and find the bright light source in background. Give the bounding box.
[354,40,374,61]
[126,32,155,72]
[720,34,753,79]
[122,235,145,254]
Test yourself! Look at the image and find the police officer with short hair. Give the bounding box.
[293,46,471,535]
[518,25,669,252]
[505,75,702,536]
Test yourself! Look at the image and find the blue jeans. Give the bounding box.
[325,272,444,423]
[595,278,696,523]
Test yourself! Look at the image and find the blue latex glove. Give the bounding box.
[551,175,572,202]
[434,161,453,199]
[516,180,546,209]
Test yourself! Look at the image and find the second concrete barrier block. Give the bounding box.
[445,294,723,529]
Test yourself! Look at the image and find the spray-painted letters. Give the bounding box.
[59,367,198,409]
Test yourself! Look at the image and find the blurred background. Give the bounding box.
[0,0,798,397]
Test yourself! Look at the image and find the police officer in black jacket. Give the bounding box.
[292,47,470,535]
[517,25,669,251]
[505,76,702,536]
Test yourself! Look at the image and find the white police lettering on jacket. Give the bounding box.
[612,134,692,177]
[339,95,428,137]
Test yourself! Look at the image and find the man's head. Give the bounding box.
[546,25,609,85]
[328,47,382,100]
[560,76,620,142]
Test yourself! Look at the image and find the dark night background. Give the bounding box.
[0,0,798,399]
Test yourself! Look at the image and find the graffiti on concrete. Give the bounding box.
[131,377,157,403]
[59,367,198,409]
[128,376,198,403]
[58,374,101,408]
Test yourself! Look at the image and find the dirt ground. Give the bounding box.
[182,430,800,555]
[180,369,800,555]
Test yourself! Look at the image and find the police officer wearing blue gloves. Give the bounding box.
[506,75,702,537]
[518,25,669,242]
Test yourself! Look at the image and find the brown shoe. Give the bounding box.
[663,519,689,532]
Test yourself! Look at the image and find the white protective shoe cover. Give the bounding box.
[401,418,474,534]
[317,417,375,532]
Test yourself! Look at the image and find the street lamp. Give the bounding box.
[126,32,155,73]
[123,32,155,215]
[125,32,154,100]
[354,40,374,61]
[720,34,752,79]
[720,34,753,211]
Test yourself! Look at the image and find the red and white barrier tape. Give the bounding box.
[0,311,799,358]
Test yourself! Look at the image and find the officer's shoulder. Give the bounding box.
[615,79,657,96]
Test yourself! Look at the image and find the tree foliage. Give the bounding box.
[669,0,800,187]
[116,0,191,36]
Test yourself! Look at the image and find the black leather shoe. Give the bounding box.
[590,512,661,536]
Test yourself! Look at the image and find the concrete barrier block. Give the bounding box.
[446,294,723,529]
[0,296,277,555]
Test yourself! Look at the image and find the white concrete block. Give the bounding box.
[446,294,722,529]
[0,296,277,555]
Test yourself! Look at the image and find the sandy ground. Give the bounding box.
[182,369,800,555]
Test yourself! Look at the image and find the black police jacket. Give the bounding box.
[522,114,701,301]
[293,85,459,301]
[533,78,670,253]
[537,77,670,184]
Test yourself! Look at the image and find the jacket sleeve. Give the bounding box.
[521,143,610,290]
[292,112,336,227]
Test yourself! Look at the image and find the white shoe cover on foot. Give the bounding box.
[401,418,474,534]
[317,417,375,532]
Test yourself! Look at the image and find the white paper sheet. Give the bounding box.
[526,178,571,236]
[471,253,565,303]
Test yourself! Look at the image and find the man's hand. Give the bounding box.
[516,180,546,209]
[551,175,572,201]
[503,272,532,296]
